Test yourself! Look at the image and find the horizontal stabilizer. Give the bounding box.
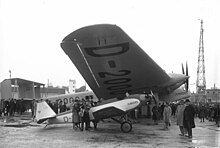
[36,101,56,124]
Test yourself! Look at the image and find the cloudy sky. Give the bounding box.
[0,0,219,92]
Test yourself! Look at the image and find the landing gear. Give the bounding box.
[43,120,51,128]
[121,121,132,133]
[112,114,132,133]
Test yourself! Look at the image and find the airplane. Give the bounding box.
[36,24,190,132]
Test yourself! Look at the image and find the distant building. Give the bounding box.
[0,78,45,100]
[190,87,220,103]
[42,86,66,97]
[0,78,68,111]
[206,88,220,103]
[0,78,66,100]
[69,79,76,93]
[0,78,45,110]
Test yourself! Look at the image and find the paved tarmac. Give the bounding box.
[0,113,219,148]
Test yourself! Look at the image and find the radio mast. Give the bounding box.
[196,19,206,94]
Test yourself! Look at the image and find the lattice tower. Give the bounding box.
[196,20,206,94]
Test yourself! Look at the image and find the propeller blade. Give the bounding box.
[186,62,188,76]
[185,62,189,92]
[182,63,185,75]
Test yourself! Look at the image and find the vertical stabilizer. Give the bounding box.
[36,101,56,124]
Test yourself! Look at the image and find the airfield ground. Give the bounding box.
[0,113,219,148]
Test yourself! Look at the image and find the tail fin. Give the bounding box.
[36,101,56,124]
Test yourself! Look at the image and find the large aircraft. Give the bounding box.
[36,24,190,132]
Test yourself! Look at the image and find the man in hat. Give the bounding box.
[183,99,195,138]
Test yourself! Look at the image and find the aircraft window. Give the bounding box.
[90,95,93,99]
[69,97,73,103]
[64,98,68,104]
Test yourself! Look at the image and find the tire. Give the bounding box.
[121,121,132,133]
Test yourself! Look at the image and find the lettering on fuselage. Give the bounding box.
[63,116,68,123]
[174,91,188,96]
[127,101,139,106]
[84,42,132,96]
[44,94,96,108]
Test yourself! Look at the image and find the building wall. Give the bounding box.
[40,87,66,98]
[0,79,12,100]
[206,89,220,103]
[1,79,44,100]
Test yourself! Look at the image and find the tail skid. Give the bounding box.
[36,101,56,124]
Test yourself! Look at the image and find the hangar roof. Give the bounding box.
[5,78,45,86]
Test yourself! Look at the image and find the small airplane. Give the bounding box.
[36,24,190,132]
[36,94,147,130]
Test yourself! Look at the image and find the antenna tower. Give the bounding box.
[196,19,206,94]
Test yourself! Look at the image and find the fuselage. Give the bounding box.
[47,97,142,124]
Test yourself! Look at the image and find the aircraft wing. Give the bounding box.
[61,24,170,100]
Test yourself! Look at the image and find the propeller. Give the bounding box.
[182,63,185,75]
[182,62,189,92]
[186,62,189,91]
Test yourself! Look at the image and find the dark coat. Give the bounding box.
[152,106,159,120]
[183,104,195,129]
[72,102,80,123]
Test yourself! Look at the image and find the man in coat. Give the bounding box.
[176,100,187,136]
[183,99,195,138]
[163,102,172,130]
[72,100,80,129]
[214,104,220,127]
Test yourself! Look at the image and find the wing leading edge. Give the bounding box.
[61,24,170,100]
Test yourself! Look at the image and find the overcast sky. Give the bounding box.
[0,0,219,92]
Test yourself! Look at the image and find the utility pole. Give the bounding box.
[9,70,11,79]
[196,19,206,94]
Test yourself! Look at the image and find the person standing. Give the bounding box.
[54,100,59,114]
[4,100,9,116]
[152,105,159,125]
[33,99,38,120]
[0,99,4,117]
[80,99,90,131]
[183,99,195,138]
[62,102,67,112]
[199,104,206,122]
[9,98,15,116]
[31,99,35,117]
[58,100,63,113]
[176,100,187,136]
[163,102,172,130]
[214,104,220,127]
[160,103,165,120]
[20,99,24,115]
[72,100,80,129]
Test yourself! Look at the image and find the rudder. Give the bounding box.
[36,101,56,124]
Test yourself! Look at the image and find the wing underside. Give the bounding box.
[61,24,170,100]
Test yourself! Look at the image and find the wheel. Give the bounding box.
[121,121,132,133]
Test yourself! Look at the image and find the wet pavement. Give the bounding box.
[0,113,219,148]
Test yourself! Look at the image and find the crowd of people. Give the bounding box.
[71,99,98,131]
[151,99,220,139]
[46,99,67,114]
[1,96,220,136]
[0,98,26,117]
